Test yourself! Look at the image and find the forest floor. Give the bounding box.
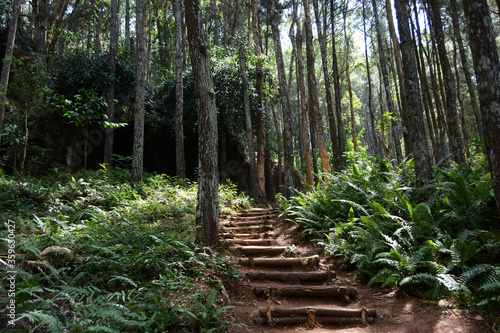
[221,208,496,333]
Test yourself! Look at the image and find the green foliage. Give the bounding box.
[51,51,135,103]
[280,156,499,315]
[0,169,248,332]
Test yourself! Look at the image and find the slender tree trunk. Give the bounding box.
[463,0,500,216]
[312,0,338,171]
[342,4,358,159]
[303,0,331,177]
[361,0,378,159]
[449,0,484,143]
[385,0,411,156]
[132,0,147,183]
[427,0,465,164]
[236,0,258,200]
[104,0,119,166]
[186,0,220,246]
[126,0,131,52]
[174,0,186,178]
[270,0,294,195]
[0,0,20,137]
[295,12,314,187]
[251,0,267,199]
[394,0,433,182]
[330,0,346,170]
[271,101,283,186]
[94,0,102,51]
[372,0,403,164]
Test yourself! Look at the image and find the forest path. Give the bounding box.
[220,207,492,332]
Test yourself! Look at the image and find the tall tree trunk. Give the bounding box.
[295,11,314,187]
[126,0,131,52]
[330,0,346,170]
[94,0,102,51]
[211,0,219,45]
[0,0,20,137]
[427,0,465,164]
[251,0,267,199]
[449,0,484,143]
[342,4,358,158]
[174,0,186,178]
[132,0,147,183]
[237,0,258,200]
[186,0,220,246]
[270,0,294,195]
[37,0,48,58]
[312,0,339,171]
[362,0,378,158]
[105,0,119,166]
[303,0,331,178]
[463,0,500,216]
[394,0,433,182]
[385,0,411,156]
[371,0,403,164]
[270,101,283,186]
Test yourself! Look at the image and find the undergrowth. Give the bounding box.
[0,167,250,332]
[279,154,500,316]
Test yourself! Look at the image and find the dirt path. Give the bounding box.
[220,207,494,332]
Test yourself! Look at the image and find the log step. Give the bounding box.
[221,219,275,227]
[230,246,287,255]
[222,225,272,233]
[254,285,357,299]
[240,255,320,268]
[247,270,335,283]
[228,239,275,246]
[229,215,277,221]
[260,316,374,326]
[221,233,267,239]
[258,307,376,318]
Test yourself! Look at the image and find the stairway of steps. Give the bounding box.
[220,207,377,330]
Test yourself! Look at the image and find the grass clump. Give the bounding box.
[0,168,250,332]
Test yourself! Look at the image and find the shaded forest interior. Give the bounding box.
[0,0,500,331]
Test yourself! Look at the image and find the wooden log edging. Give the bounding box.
[240,255,320,269]
[258,307,376,318]
[246,270,335,282]
[259,307,376,327]
[221,233,266,239]
[228,239,274,246]
[230,246,287,255]
[254,285,357,299]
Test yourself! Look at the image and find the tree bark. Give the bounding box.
[394,0,433,182]
[94,0,102,51]
[362,0,378,158]
[303,0,331,178]
[186,0,220,246]
[330,0,346,170]
[132,0,147,183]
[270,0,294,196]
[427,0,465,164]
[449,0,484,144]
[312,0,339,171]
[174,0,186,178]
[0,0,20,137]
[463,0,500,216]
[251,0,267,200]
[385,0,411,156]
[236,0,258,200]
[295,14,314,187]
[372,0,403,164]
[126,0,131,52]
[104,0,119,166]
